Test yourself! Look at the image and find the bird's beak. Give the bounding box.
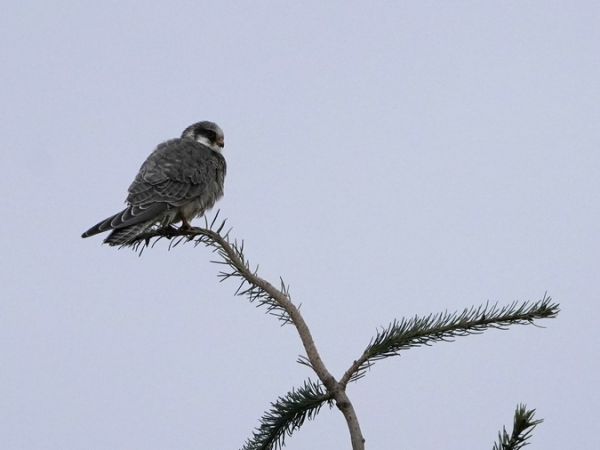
[216,137,225,148]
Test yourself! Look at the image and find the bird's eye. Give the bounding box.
[200,130,217,142]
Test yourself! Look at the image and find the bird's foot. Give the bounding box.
[179,223,202,234]
[158,225,179,238]
[179,218,201,232]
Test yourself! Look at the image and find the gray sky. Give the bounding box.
[1,2,598,449]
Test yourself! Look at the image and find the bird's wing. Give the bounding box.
[126,138,226,207]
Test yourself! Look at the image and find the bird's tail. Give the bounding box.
[82,203,168,244]
[103,221,153,246]
[81,212,122,238]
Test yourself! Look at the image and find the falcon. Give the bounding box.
[82,121,227,246]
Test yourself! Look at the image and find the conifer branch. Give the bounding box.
[128,217,366,449]
[131,214,293,324]
[340,295,559,387]
[126,219,556,450]
[241,379,333,450]
[493,404,542,450]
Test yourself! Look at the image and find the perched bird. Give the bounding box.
[82,121,227,246]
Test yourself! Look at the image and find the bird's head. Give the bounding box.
[181,121,225,152]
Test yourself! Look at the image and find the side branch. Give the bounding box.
[241,379,333,450]
[340,295,559,388]
[493,404,542,450]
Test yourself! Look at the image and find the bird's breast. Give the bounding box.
[179,180,224,221]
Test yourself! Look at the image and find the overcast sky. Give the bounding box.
[1,2,598,449]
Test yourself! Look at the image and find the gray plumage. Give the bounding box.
[82,121,226,246]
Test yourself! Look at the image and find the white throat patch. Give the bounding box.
[195,135,221,152]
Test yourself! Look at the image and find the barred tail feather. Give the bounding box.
[103,221,153,246]
[81,212,121,238]
[82,203,168,240]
